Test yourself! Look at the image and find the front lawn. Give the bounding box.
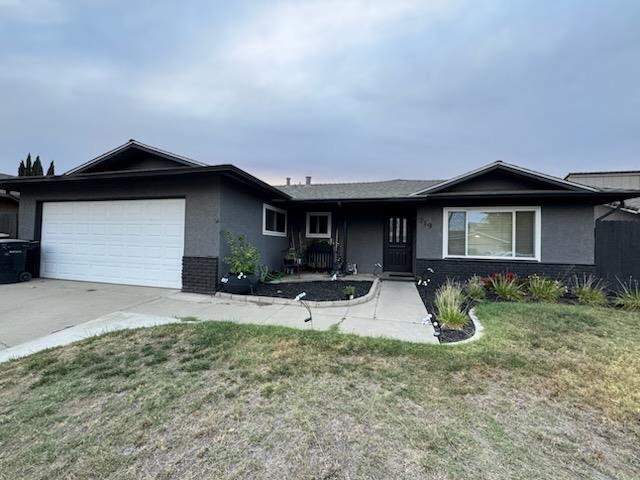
[0,303,639,479]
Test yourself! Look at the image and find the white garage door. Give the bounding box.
[41,199,185,288]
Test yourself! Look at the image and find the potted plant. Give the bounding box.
[343,285,356,300]
[222,231,260,294]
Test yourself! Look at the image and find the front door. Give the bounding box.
[383,216,413,272]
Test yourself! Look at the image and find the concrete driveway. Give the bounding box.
[0,278,439,362]
[0,279,178,350]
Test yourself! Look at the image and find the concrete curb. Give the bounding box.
[440,306,484,346]
[215,278,381,308]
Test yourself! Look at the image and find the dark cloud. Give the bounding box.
[0,0,638,183]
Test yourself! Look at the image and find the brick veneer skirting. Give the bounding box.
[182,256,219,294]
[416,258,596,286]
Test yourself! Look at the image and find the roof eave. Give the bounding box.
[0,165,291,200]
[64,140,208,176]
[410,161,599,196]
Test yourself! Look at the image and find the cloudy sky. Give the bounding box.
[0,0,638,183]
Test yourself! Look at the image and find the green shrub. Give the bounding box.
[615,279,640,312]
[224,231,260,274]
[434,280,467,329]
[527,275,564,302]
[571,274,608,307]
[464,275,486,302]
[343,286,356,298]
[488,273,524,302]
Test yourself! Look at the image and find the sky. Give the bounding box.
[0,0,638,184]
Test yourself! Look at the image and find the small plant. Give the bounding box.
[434,280,467,329]
[571,274,608,307]
[527,275,564,303]
[343,285,356,299]
[464,275,486,302]
[488,273,524,302]
[615,278,640,312]
[224,231,260,274]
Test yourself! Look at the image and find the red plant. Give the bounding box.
[483,271,518,285]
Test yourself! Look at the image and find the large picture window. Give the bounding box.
[443,207,540,260]
[263,204,287,237]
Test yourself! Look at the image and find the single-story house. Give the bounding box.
[565,170,640,222]
[0,173,19,215]
[0,173,19,238]
[1,140,638,293]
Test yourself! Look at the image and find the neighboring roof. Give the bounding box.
[65,139,208,175]
[277,179,443,200]
[566,170,640,214]
[0,173,13,179]
[565,169,640,178]
[410,161,599,196]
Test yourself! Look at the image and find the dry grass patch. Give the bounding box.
[0,304,639,479]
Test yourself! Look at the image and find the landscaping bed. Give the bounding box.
[416,285,476,343]
[253,280,373,301]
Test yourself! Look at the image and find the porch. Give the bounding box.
[283,203,418,276]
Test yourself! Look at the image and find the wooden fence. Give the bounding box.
[595,221,640,286]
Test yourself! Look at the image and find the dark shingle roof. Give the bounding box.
[0,173,13,179]
[276,179,444,200]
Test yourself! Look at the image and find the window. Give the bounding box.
[443,207,540,260]
[263,204,287,237]
[306,212,332,238]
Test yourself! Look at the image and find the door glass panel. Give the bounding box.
[402,218,407,243]
[389,218,394,243]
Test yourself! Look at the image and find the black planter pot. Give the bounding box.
[223,273,259,295]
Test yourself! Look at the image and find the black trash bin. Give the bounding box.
[0,239,34,284]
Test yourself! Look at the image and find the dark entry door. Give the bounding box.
[384,216,413,272]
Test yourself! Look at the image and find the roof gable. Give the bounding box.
[411,161,598,196]
[65,140,207,175]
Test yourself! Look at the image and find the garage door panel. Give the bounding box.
[41,199,185,288]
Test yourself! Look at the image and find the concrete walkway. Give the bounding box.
[0,280,436,363]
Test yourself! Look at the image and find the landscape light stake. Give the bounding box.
[295,292,313,326]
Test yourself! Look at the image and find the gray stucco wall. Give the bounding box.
[218,179,289,274]
[416,203,595,265]
[17,176,221,258]
[346,212,383,274]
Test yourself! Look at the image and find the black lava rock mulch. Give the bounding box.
[416,284,476,344]
[253,281,373,302]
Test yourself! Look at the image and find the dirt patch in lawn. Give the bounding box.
[254,280,373,301]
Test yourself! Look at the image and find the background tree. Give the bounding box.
[32,156,44,176]
[46,161,55,176]
[18,160,26,176]
[24,153,32,176]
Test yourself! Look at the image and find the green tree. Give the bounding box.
[32,156,44,176]
[46,161,55,176]
[18,160,26,176]
[25,153,32,176]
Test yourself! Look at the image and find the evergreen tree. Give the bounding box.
[46,161,55,176]
[25,153,32,176]
[33,156,44,176]
[18,160,26,176]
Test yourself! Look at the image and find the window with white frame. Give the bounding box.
[263,204,287,237]
[306,212,331,238]
[443,207,540,260]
